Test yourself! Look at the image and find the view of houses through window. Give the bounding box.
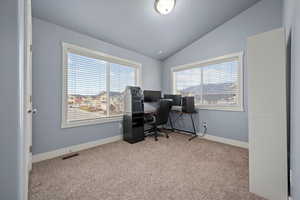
[64,45,138,125]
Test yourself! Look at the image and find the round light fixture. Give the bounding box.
[154,0,176,15]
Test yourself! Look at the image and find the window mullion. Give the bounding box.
[106,62,110,117]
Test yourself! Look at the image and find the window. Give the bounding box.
[172,53,243,111]
[62,43,141,128]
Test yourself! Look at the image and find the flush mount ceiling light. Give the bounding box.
[154,0,176,15]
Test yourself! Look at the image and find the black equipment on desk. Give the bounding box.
[163,94,182,106]
[143,90,161,102]
[123,86,144,144]
[182,96,195,113]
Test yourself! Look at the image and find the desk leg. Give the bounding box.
[188,114,198,141]
[169,114,175,132]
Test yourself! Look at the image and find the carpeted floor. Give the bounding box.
[29,133,265,200]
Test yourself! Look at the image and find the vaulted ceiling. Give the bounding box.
[32,0,260,60]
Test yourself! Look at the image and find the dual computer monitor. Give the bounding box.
[143,90,181,106]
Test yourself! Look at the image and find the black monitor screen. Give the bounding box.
[164,94,182,106]
[143,90,161,102]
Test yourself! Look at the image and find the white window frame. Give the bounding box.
[62,42,142,128]
[171,52,244,112]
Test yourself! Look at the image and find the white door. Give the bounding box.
[247,28,288,200]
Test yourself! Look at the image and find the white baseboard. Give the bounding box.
[198,133,248,149]
[32,135,122,163]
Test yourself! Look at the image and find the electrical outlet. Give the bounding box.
[203,121,208,128]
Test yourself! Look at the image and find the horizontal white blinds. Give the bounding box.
[110,63,136,116]
[175,67,202,104]
[174,57,241,107]
[67,53,107,122]
[65,49,138,123]
[202,60,239,105]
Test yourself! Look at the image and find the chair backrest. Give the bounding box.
[156,99,172,125]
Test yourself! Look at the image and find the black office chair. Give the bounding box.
[144,99,172,141]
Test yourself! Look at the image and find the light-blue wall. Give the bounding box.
[0,0,22,199]
[32,18,163,154]
[283,0,300,199]
[162,0,283,142]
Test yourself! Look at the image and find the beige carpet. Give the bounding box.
[29,133,265,200]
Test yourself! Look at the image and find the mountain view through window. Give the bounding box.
[174,58,241,108]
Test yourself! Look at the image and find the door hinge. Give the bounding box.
[30,44,32,52]
[29,95,32,103]
[29,145,32,153]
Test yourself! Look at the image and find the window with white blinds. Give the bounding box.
[110,63,136,116]
[62,43,140,128]
[172,53,243,111]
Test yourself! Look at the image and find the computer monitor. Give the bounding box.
[163,94,182,106]
[143,90,162,102]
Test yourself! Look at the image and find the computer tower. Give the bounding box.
[123,86,145,144]
[182,96,195,113]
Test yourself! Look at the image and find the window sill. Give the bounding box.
[61,116,123,129]
[196,106,244,112]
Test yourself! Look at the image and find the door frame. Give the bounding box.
[19,0,32,199]
[24,0,32,172]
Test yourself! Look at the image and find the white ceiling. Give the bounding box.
[32,0,260,60]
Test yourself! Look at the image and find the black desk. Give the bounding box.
[144,103,198,141]
[168,110,198,141]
